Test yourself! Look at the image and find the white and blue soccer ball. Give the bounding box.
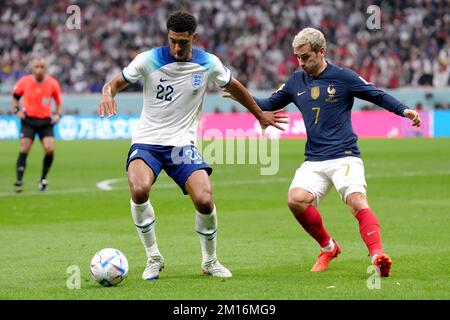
[90,248,128,287]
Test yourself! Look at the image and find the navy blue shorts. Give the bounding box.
[126,144,212,195]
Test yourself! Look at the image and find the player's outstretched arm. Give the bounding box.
[223,84,290,112]
[348,69,422,127]
[99,74,129,117]
[223,87,288,129]
[224,78,287,131]
[403,109,421,127]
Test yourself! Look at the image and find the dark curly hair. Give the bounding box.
[166,11,197,34]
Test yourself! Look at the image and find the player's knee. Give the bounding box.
[20,142,32,153]
[192,190,214,213]
[44,148,54,156]
[346,192,369,215]
[129,180,150,203]
[44,145,54,156]
[287,190,312,214]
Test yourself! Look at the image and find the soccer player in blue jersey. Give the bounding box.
[226,28,421,277]
[98,11,285,280]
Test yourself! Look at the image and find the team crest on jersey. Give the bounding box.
[326,85,337,103]
[327,85,336,95]
[192,73,204,89]
[311,87,320,100]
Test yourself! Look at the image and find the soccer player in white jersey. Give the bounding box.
[98,11,285,280]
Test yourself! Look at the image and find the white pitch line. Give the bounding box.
[0,177,289,197]
[96,178,127,191]
[366,170,450,178]
[0,170,449,198]
[95,177,290,191]
[0,187,100,197]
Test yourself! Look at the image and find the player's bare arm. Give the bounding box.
[12,95,25,120]
[403,109,421,127]
[224,79,287,130]
[222,85,288,127]
[99,74,129,117]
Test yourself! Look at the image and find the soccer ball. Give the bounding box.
[90,248,129,287]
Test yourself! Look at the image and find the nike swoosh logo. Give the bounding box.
[160,78,168,82]
[297,91,305,96]
[367,231,378,236]
[208,234,217,241]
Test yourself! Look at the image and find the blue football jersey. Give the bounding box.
[254,62,408,161]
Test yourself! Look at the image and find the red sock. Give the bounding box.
[294,205,331,248]
[355,208,383,257]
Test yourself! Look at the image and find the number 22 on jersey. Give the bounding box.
[156,83,174,101]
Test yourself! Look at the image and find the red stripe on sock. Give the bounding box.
[294,205,331,248]
[355,208,383,256]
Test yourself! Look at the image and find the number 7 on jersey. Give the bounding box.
[312,107,320,124]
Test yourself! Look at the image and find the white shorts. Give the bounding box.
[289,156,367,206]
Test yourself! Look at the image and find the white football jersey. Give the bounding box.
[122,46,232,146]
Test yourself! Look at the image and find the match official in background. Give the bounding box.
[12,57,62,192]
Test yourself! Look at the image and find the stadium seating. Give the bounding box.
[1,0,449,95]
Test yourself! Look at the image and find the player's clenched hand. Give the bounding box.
[99,95,117,118]
[16,110,25,120]
[258,110,288,131]
[404,109,421,127]
[51,114,61,124]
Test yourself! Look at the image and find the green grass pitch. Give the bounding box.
[0,138,449,300]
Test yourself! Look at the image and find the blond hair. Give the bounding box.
[292,28,326,52]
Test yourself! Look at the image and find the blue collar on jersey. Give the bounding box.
[155,46,210,68]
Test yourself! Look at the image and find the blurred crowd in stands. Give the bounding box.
[1,0,449,97]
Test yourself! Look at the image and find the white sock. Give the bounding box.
[321,239,335,252]
[130,199,160,259]
[195,206,217,264]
